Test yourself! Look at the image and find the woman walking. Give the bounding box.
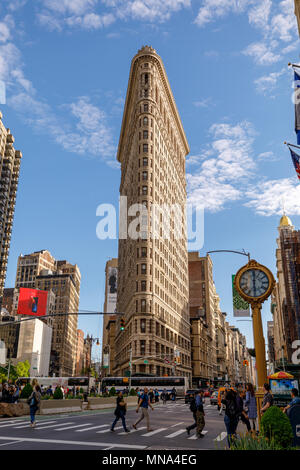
[28,385,41,428]
[245,383,257,432]
[111,391,130,433]
[221,389,239,447]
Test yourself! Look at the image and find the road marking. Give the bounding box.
[0,421,28,428]
[15,421,57,429]
[170,422,184,427]
[75,425,110,432]
[0,440,24,447]
[165,429,187,438]
[55,423,93,431]
[0,436,147,449]
[188,431,208,440]
[141,428,167,437]
[37,422,74,430]
[119,426,146,435]
[214,432,227,441]
[96,426,122,434]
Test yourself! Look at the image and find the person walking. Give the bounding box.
[195,390,206,438]
[186,393,197,436]
[28,385,41,428]
[236,390,251,433]
[171,387,176,402]
[245,383,257,432]
[154,389,159,403]
[261,383,274,416]
[222,389,239,447]
[149,389,154,404]
[110,391,130,433]
[161,388,167,405]
[133,387,154,432]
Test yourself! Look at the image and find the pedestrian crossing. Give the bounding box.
[0,417,228,443]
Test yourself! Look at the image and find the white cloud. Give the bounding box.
[254,68,285,94]
[187,121,256,212]
[248,0,272,30]
[193,98,213,108]
[245,178,300,216]
[243,41,281,65]
[0,23,11,43]
[194,0,250,27]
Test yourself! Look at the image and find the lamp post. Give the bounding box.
[84,335,100,394]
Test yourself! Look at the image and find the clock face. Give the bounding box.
[239,269,270,298]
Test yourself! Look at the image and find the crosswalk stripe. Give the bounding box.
[0,421,28,428]
[96,426,122,434]
[56,423,93,431]
[141,428,167,437]
[119,426,146,435]
[214,432,227,442]
[170,422,184,427]
[37,422,74,430]
[75,425,110,432]
[188,431,208,440]
[15,421,57,429]
[165,429,187,438]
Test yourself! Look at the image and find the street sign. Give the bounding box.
[125,370,131,377]
[144,360,148,364]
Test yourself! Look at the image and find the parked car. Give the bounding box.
[184,389,200,404]
[210,391,218,405]
[204,389,211,397]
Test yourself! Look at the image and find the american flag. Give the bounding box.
[289,147,300,181]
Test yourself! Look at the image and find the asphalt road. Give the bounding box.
[0,400,243,450]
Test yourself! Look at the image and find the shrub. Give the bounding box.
[129,388,137,396]
[79,388,84,394]
[109,387,116,396]
[261,406,293,449]
[20,383,33,399]
[53,387,64,400]
[229,434,283,450]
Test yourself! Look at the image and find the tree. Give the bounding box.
[20,383,33,399]
[16,360,30,378]
[53,387,64,400]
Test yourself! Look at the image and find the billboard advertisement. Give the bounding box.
[17,288,48,317]
[106,267,117,314]
[232,275,250,317]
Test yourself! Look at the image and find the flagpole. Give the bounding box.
[284,141,300,150]
[288,62,300,69]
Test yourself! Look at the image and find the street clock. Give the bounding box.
[234,260,275,305]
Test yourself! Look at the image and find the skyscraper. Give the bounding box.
[0,112,22,301]
[15,250,81,376]
[114,46,191,381]
[102,258,118,376]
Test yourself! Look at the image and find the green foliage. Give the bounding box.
[53,387,64,400]
[229,434,283,450]
[79,388,84,394]
[129,388,137,396]
[261,406,293,449]
[109,387,116,396]
[20,383,33,399]
[15,360,30,378]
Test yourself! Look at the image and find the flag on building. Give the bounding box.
[294,70,300,145]
[289,147,300,181]
[232,275,250,317]
[17,287,48,317]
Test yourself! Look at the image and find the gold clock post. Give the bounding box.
[234,260,276,426]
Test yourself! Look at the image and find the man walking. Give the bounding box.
[111,391,130,433]
[186,392,197,435]
[133,387,154,432]
[195,390,206,438]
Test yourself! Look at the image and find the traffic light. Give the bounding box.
[120,318,125,330]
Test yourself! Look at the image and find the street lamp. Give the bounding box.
[84,335,100,394]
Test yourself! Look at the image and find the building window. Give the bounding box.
[141,299,146,313]
[143,144,148,153]
[141,263,147,274]
[141,319,146,333]
[142,186,148,195]
[141,247,147,257]
[144,104,148,112]
[143,117,148,126]
[143,130,148,139]
[143,157,148,166]
[140,340,146,355]
[142,171,148,180]
[141,281,146,291]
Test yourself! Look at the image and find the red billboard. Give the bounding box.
[17,288,48,317]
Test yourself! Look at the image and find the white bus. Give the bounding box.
[16,376,96,392]
[101,376,188,396]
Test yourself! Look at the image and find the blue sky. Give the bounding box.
[1,0,300,359]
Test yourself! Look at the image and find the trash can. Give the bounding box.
[287,404,300,447]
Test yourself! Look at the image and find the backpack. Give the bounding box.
[190,398,197,413]
[227,400,237,419]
